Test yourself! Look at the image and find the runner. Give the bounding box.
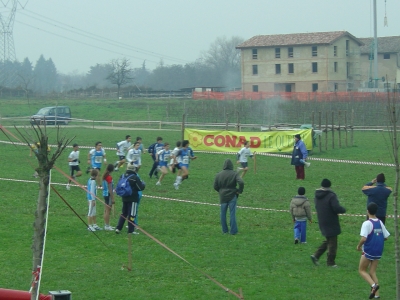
[173,140,197,190]
[155,142,171,186]
[114,135,131,171]
[126,142,142,171]
[236,141,255,178]
[66,143,82,190]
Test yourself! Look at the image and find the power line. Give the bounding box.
[17,8,191,65]
[15,19,161,65]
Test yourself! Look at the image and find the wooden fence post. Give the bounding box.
[351,109,354,147]
[325,112,328,151]
[181,113,186,141]
[331,111,334,149]
[344,110,348,147]
[318,111,322,152]
[338,110,341,148]
[236,110,241,132]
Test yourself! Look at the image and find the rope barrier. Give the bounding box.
[0,139,395,167]
[1,176,398,219]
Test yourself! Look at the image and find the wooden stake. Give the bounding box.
[253,152,257,174]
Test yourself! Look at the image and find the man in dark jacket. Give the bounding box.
[115,163,145,234]
[362,173,392,224]
[213,159,244,235]
[311,178,346,267]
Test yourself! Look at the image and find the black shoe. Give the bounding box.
[310,255,319,266]
[294,239,299,244]
[369,284,379,299]
[85,166,91,174]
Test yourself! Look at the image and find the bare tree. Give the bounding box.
[385,87,400,299]
[106,58,133,99]
[11,125,74,300]
[201,36,244,89]
[17,73,34,103]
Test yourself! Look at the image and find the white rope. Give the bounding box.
[35,169,52,299]
[1,176,397,219]
[0,140,394,167]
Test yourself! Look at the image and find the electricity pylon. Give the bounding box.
[0,0,18,87]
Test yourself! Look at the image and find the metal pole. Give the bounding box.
[373,0,379,88]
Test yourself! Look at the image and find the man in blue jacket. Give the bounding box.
[291,134,309,180]
[362,173,392,224]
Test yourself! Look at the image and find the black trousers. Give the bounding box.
[116,201,138,233]
[313,235,338,266]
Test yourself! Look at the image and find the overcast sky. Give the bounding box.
[7,0,400,74]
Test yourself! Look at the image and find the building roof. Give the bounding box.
[359,36,400,54]
[236,31,363,49]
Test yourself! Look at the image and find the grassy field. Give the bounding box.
[0,119,398,298]
[0,96,390,128]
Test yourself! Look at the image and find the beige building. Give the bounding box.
[358,36,400,90]
[236,31,364,92]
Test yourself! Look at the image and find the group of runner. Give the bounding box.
[67,135,198,191]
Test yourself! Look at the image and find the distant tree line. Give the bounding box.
[0,36,243,97]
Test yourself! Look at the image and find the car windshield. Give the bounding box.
[36,108,51,115]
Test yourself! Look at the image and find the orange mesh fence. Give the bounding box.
[192,91,397,102]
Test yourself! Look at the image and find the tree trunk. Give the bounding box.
[31,174,50,300]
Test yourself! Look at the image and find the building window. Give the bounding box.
[312,46,318,57]
[346,40,349,56]
[288,63,294,74]
[275,48,281,58]
[312,83,318,92]
[252,49,258,59]
[334,62,338,72]
[252,65,258,75]
[384,53,390,59]
[312,62,318,73]
[334,46,337,57]
[275,64,281,74]
[346,62,350,78]
[288,47,293,58]
[334,83,338,91]
[252,85,258,92]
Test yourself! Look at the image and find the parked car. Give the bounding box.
[30,106,72,125]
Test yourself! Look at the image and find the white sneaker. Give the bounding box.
[88,226,95,232]
[173,182,179,190]
[92,224,102,231]
[237,167,242,172]
[130,231,139,235]
[114,167,118,171]
[104,225,115,231]
[156,181,161,186]
[66,184,70,190]
[305,162,311,168]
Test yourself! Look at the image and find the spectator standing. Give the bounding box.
[290,134,309,180]
[213,159,244,235]
[362,173,392,224]
[115,163,145,234]
[67,143,82,190]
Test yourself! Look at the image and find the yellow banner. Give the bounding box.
[185,128,313,153]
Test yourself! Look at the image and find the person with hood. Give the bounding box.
[290,134,310,180]
[311,178,346,267]
[290,187,312,244]
[362,173,392,224]
[115,163,145,235]
[213,159,244,235]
